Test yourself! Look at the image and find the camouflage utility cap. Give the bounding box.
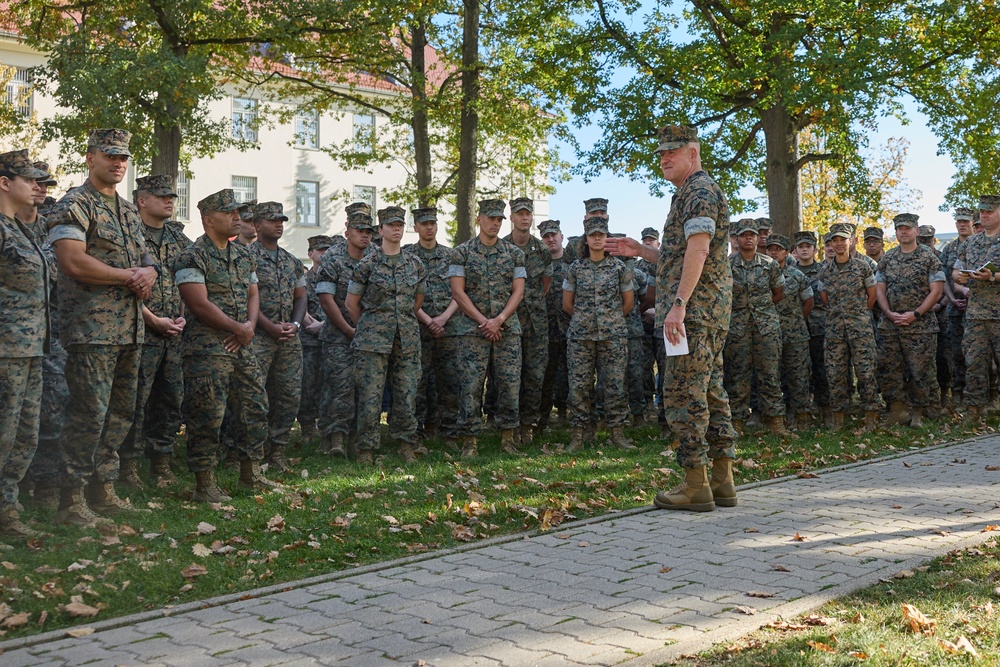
[655,124,698,154]
[377,206,406,225]
[583,198,608,214]
[33,160,57,186]
[88,128,132,156]
[734,219,758,236]
[755,217,772,230]
[823,232,835,244]
[347,210,376,230]
[478,199,506,219]
[641,226,659,240]
[955,207,975,221]
[828,223,853,239]
[197,189,240,214]
[794,230,818,246]
[538,219,561,236]
[843,222,858,236]
[0,149,49,179]
[346,201,372,216]
[254,201,288,221]
[411,207,437,224]
[583,216,609,235]
[135,174,177,197]
[863,226,884,240]
[307,235,334,251]
[238,200,257,221]
[766,233,790,250]
[917,225,935,237]
[509,197,533,213]
[893,213,919,228]
[979,195,1000,211]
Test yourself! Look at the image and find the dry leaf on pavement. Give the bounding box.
[797,472,820,479]
[982,524,998,532]
[747,590,775,598]
[792,532,808,542]
[734,606,757,615]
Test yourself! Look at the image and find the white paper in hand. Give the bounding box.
[663,325,689,357]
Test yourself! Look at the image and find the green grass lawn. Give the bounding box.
[0,414,990,640]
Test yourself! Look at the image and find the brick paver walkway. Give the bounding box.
[3,436,999,667]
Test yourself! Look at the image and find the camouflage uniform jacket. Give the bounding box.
[856,252,878,273]
[625,263,649,338]
[447,237,526,337]
[403,242,453,319]
[316,250,363,344]
[776,264,813,344]
[301,267,325,348]
[940,236,970,317]
[957,231,1000,320]
[729,252,784,339]
[818,257,876,331]
[47,181,146,347]
[0,212,50,357]
[143,221,193,342]
[875,245,944,334]
[563,256,633,341]
[797,259,827,336]
[173,235,258,357]
[504,233,552,338]
[655,170,732,332]
[248,242,307,332]
[546,256,570,342]
[348,252,426,354]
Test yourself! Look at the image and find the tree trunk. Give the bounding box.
[410,20,433,208]
[150,112,181,184]
[454,0,480,244]
[760,103,801,238]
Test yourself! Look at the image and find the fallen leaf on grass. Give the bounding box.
[764,620,807,631]
[452,525,475,542]
[66,627,95,638]
[895,570,915,579]
[747,590,775,598]
[0,561,15,570]
[62,600,99,618]
[191,544,212,557]
[806,640,836,653]
[902,603,936,635]
[938,636,980,657]
[1,612,29,628]
[848,650,869,659]
[804,615,836,626]
[196,522,216,535]
[266,514,285,532]
[381,515,399,526]
[181,563,208,579]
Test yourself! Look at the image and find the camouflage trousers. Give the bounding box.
[297,344,324,430]
[949,313,966,393]
[877,330,937,408]
[26,342,68,487]
[663,325,738,469]
[183,350,268,472]
[0,356,42,508]
[317,339,356,437]
[808,335,830,408]
[455,334,522,435]
[354,336,421,452]
[417,335,460,437]
[723,322,784,420]
[436,337,471,436]
[121,337,183,461]
[254,335,303,454]
[567,338,629,428]
[642,323,656,397]
[824,319,880,412]
[61,344,140,487]
[518,327,549,426]
[781,337,812,413]
[961,319,1000,408]
[539,339,568,425]
[626,337,647,416]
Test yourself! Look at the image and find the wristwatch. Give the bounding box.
[991,272,997,283]
[673,296,687,308]
[912,310,921,320]
[292,321,301,330]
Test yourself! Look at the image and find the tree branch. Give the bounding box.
[595,0,682,91]
[714,120,763,170]
[793,152,840,172]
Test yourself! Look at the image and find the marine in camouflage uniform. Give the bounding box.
[624,260,650,421]
[875,214,945,424]
[174,189,272,501]
[940,208,975,401]
[403,208,459,441]
[47,129,159,525]
[637,227,661,409]
[119,175,191,486]
[538,219,570,431]
[724,221,788,432]
[819,223,881,425]
[448,199,526,455]
[917,224,952,402]
[765,234,814,423]
[346,207,426,463]
[503,198,552,442]
[297,235,333,440]
[954,195,1000,414]
[316,209,375,456]
[793,231,831,413]
[0,151,50,538]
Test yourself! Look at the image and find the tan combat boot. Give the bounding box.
[520,424,534,445]
[324,432,347,458]
[299,420,319,442]
[150,453,176,483]
[191,470,232,503]
[541,440,564,455]
[500,429,522,455]
[238,460,282,490]
[356,450,374,465]
[653,466,715,512]
[584,424,597,444]
[766,416,799,440]
[862,410,880,432]
[793,413,812,431]
[398,443,418,463]
[265,449,290,472]
[830,411,846,429]
[886,400,910,425]
[460,435,478,458]
[0,506,41,538]
[609,426,637,451]
[909,408,923,428]
[566,428,584,453]
[85,479,131,516]
[54,487,111,528]
[118,458,144,489]
[709,458,737,508]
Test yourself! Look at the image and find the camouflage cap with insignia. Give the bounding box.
[734,218,758,236]
[892,213,919,228]
[828,223,853,239]
[411,207,437,224]
[641,226,659,240]
[253,201,288,222]
[755,217,772,230]
[954,207,975,222]
[979,195,1000,211]
[583,216,609,236]
[33,160,57,186]
[87,128,133,157]
[238,199,257,221]
[793,230,818,246]
[509,197,533,213]
[583,197,608,215]
[477,199,507,219]
[918,224,935,237]
[347,210,376,231]
[0,149,50,180]
[765,233,790,250]
[135,174,177,198]
[307,235,334,251]
[346,201,372,217]
[377,206,406,225]
[823,232,835,244]
[538,219,561,236]
[863,226,884,240]
[197,189,240,215]
[654,124,698,154]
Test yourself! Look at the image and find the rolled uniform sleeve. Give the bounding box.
[620,266,634,294]
[563,263,577,293]
[683,216,716,239]
[448,264,466,278]
[175,267,205,285]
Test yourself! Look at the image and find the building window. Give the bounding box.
[296,181,319,227]
[231,175,257,203]
[294,109,319,148]
[4,66,33,118]
[353,113,375,152]
[353,185,376,212]
[175,172,191,221]
[232,97,258,142]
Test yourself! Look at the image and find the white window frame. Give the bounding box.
[294,109,319,149]
[231,175,257,203]
[232,97,258,142]
[353,113,375,152]
[352,185,376,212]
[175,172,191,221]
[295,180,320,227]
[4,66,33,118]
